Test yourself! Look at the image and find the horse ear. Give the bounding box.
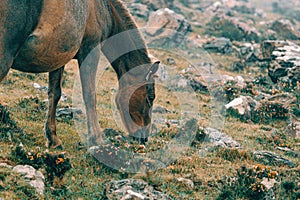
[146,61,160,81]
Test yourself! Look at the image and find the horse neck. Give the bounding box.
[103,0,151,81]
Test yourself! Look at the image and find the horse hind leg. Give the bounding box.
[45,67,64,149]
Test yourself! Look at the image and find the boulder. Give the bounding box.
[203,37,233,54]
[12,165,45,195]
[145,8,192,48]
[261,40,300,84]
[106,179,173,200]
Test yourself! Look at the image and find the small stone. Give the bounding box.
[176,177,194,189]
[253,151,297,167]
[106,179,172,200]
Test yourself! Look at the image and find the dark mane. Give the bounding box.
[110,0,138,31]
[105,0,151,78]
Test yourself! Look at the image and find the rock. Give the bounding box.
[33,83,48,93]
[234,42,261,62]
[203,127,240,149]
[222,75,245,89]
[106,179,173,200]
[276,146,300,157]
[176,177,194,189]
[261,177,278,191]
[261,40,300,84]
[253,151,297,167]
[225,96,258,119]
[203,37,233,54]
[271,19,300,40]
[145,8,192,48]
[288,121,300,139]
[12,165,45,195]
[137,0,175,11]
[127,3,150,19]
[152,106,170,114]
[206,15,261,42]
[56,107,83,118]
[187,76,208,93]
[180,63,211,93]
[0,163,13,169]
[266,93,296,106]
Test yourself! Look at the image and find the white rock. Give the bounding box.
[225,96,250,115]
[261,177,278,190]
[12,165,45,195]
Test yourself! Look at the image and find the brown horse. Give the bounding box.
[0,0,159,148]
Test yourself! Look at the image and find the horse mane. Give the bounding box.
[109,0,138,31]
[108,0,152,73]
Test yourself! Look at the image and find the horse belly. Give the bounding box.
[12,0,90,73]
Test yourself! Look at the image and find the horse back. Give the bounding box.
[10,0,90,73]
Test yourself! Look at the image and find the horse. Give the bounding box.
[0,0,159,148]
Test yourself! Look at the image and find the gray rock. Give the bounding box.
[106,179,173,200]
[253,151,297,167]
[12,165,45,195]
[56,107,83,118]
[127,3,150,19]
[145,8,192,48]
[152,106,170,114]
[261,40,300,84]
[203,37,233,54]
[137,0,174,11]
[222,75,245,89]
[204,127,240,148]
[33,83,48,93]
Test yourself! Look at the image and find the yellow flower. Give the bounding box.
[56,157,64,165]
[29,156,34,161]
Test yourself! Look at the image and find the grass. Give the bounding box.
[0,34,300,200]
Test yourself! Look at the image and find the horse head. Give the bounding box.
[115,61,159,144]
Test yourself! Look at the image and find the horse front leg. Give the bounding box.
[45,67,64,149]
[78,48,103,147]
